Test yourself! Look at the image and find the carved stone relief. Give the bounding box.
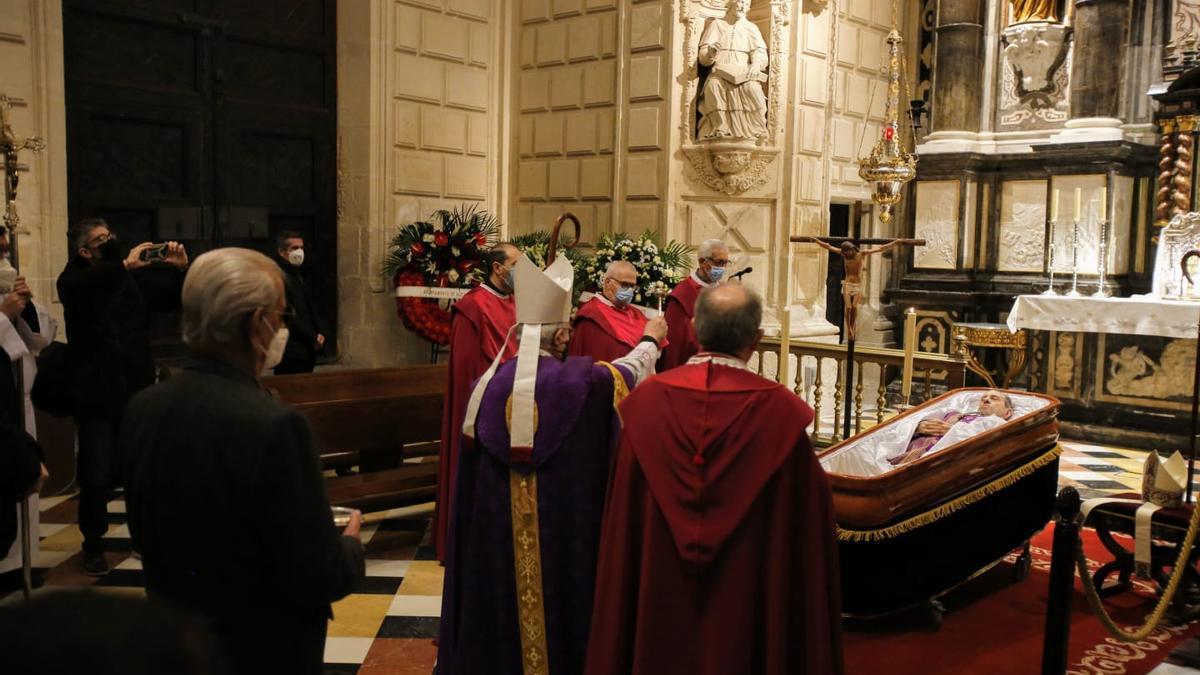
[1105,340,1195,400]
[1174,0,1200,43]
[997,180,1047,273]
[912,180,959,269]
[679,0,788,195]
[1053,332,1076,392]
[998,22,1070,130]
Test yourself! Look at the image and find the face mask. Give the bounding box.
[287,248,305,266]
[97,239,121,261]
[708,266,727,283]
[260,320,290,371]
[504,267,515,293]
[614,286,635,306]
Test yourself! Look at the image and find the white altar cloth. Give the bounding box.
[1007,295,1200,339]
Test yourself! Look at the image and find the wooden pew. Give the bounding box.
[263,364,447,512]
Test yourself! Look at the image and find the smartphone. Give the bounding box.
[140,243,169,263]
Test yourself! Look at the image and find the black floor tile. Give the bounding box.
[414,546,437,561]
[323,664,361,674]
[1081,451,1131,459]
[376,616,440,639]
[357,576,404,595]
[92,569,145,588]
[1077,479,1129,489]
[1080,465,1123,473]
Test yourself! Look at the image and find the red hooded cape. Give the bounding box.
[658,277,704,371]
[434,286,516,561]
[569,297,654,364]
[585,358,843,675]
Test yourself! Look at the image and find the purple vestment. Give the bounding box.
[437,355,634,675]
[890,410,982,465]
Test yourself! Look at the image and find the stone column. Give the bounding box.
[1055,0,1132,141]
[929,0,986,135]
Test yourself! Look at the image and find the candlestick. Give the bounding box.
[1067,217,1082,297]
[1042,218,1059,296]
[1099,185,1107,216]
[901,307,916,404]
[1073,187,1082,222]
[1092,213,1110,298]
[778,307,791,388]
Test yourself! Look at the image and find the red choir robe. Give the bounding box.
[434,285,516,562]
[585,356,843,675]
[568,296,656,364]
[657,275,708,371]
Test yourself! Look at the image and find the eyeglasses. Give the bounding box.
[607,278,637,290]
[87,232,115,247]
[705,258,730,267]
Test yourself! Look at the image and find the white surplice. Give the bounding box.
[0,297,57,573]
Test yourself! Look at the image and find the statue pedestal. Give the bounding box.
[681,141,778,196]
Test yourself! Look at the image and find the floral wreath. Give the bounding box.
[384,206,498,345]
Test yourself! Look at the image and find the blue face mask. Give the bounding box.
[708,266,727,283]
[614,286,635,306]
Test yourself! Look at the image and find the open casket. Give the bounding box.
[818,388,1061,616]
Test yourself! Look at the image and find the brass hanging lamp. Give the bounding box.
[857,1,917,224]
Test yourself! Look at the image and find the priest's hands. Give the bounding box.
[342,509,363,539]
[0,288,26,319]
[916,419,951,436]
[643,316,668,345]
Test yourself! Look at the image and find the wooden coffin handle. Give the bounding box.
[1184,249,1200,286]
[547,212,581,265]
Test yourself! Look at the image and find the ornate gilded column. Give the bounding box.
[1173,116,1195,218]
[929,0,986,134]
[1157,119,1177,226]
[1057,0,1131,140]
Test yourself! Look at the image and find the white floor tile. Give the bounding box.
[102,524,130,539]
[364,559,412,577]
[38,523,67,538]
[38,494,74,512]
[107,500,127,514]
[387,594,441,617]
[115,556,142,571]
[323,637,374,664]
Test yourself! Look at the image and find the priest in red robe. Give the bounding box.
[434,243,520,562]
[586,284,843,675]
[570,260,664,364]
[658,238,729,371]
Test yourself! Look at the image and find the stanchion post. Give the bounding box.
[1042,486,1081,675]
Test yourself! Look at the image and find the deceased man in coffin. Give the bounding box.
[818,388,1061,617]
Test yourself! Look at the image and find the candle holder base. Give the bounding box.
[1065,289,1083,298]
[1091,288,1111,299]
[1040,287,1059,297]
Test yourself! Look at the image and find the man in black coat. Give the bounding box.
[122,247,364,675]
[272,230,326,374]
[56,218,189,576]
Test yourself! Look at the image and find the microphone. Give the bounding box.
[731,266,753,281]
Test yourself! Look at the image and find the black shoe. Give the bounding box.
[82,553,110,577]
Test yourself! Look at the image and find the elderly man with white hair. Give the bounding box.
[122,247,365,675]
[659,238,729,371]
[569,259,667,363]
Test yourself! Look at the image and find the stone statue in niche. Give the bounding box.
[697,0,768,142]
[1010,0,1058,24]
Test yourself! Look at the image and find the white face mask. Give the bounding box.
[287,248,305,267]
[261,321,290,372]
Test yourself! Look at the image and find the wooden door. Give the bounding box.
[63,0,338,353]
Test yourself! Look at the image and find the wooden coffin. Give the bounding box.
[818,388,1061,531]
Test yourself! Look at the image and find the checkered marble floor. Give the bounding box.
[2,440,1198,674]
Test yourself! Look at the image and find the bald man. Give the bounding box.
[434,243,520,562]
[587,284,842,675]
[569,260,666,363]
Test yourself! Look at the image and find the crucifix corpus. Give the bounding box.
[791,235,925,439]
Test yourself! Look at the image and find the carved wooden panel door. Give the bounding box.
[64,0,338,351]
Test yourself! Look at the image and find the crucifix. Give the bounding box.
[791,234,925,439]
[0,93,44,600]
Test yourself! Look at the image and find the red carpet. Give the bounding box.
[844,526,1200,675]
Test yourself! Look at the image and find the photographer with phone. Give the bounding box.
[55,218,189,576]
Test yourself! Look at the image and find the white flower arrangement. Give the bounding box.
[587,232,692,306]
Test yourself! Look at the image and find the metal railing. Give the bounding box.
[752,337,969,447]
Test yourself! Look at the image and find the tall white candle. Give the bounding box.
[901,307,916,402]
[778,307,791,388]
[1073,187,1082,222]
[1050,188,1059,222]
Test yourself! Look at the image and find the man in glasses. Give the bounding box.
[56,218,188,577]
[658,238,729,371]
[570,260,667,364]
